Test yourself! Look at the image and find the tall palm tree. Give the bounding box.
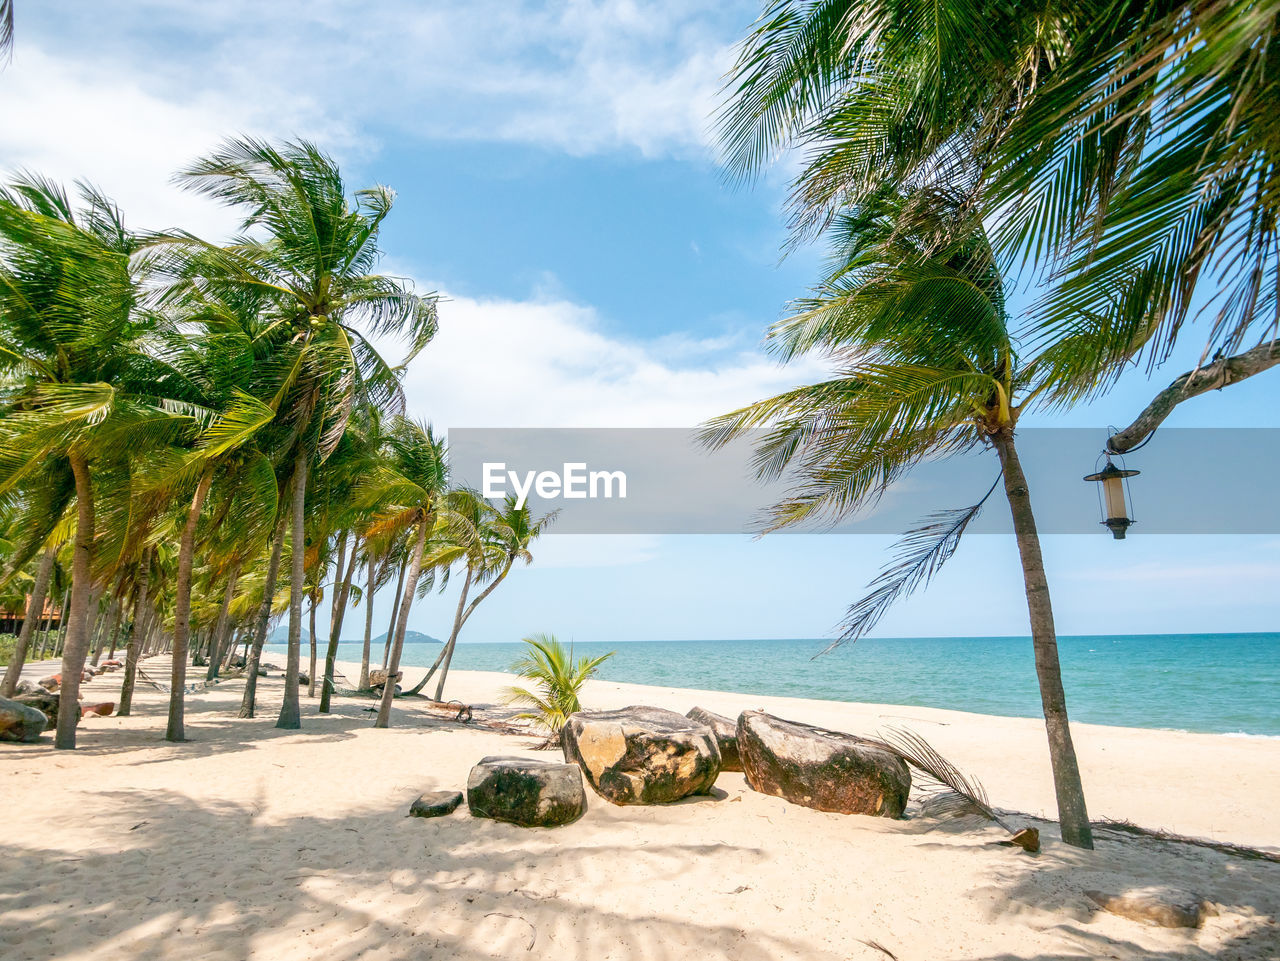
[356,418,449,728]
[173,138,439,730]
[701,190,1098,848]
[408,493,557,701]
[722,1,1280,397]
[0,176,182,749]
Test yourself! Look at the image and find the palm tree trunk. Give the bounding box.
[433,563,510,701]
[206,561,241,681]
[381,554,407,669]
[992,428,1093,849]
[2,546,56,697]
[358,554,377,689]
[165,466,215,742]
[56,449,96,750]
[119,555,151,717]
[307,593,318,697]
[240,514,287,718]
[276,450,308,730]
[92,595,119,667]
[406,565,471,696]
[54,586,70,657]
[320,534,359,713]
[375,518,430,728]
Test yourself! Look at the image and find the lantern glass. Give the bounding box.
[1102,475,1127,521]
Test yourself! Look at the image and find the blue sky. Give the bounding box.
[2,1,1276,643]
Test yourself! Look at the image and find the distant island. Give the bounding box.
[370,630,442,645]
[266,627,442,644]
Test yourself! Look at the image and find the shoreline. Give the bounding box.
[309,644,1280,740]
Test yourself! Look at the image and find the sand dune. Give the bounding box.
[1,657,1276,961]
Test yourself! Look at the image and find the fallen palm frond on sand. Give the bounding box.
[869,727,1041,852]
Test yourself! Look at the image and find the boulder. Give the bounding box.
[13,690,66,730]
[561,706,721,805]
[467,756,586,827]
[737,710,910,817]
[368,669,401,689]
[1085,888,1210,928]
[686,707,742,772]
[81,702,114,718]
[38,674,61,691]
[13,680,39,696]
[409,790,464,819]
[0,694,50,743]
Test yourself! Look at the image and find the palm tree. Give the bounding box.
[0,545,56,696]
[173,138,439,730]
[503,633,614,740]
[357,418,449,728]
[0,176,183,749]
[721,1,1280,403]
[701,190,1098,848]
[401,493,556,701]
[429,495,557,701]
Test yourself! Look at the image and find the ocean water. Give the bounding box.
[281,632,1280,737]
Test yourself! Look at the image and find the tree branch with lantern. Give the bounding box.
[1107,341,1280,454]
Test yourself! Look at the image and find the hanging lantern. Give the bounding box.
[1083,458,1140,539]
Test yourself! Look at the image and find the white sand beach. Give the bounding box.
[2,658,1277,961]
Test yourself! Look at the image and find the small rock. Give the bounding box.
[81,702,115,718]
[13,680,39,696]
[467,756,586,827]
[0,694,51,743]
[562,705,721,805]
[686,706,742,772]
[38,674,60,691]
[409,790,464,818]
[1085,887,1208,928]
[737,710,910,817]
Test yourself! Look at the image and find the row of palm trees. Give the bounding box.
[707,0,1279,850]
[0,139,552,749]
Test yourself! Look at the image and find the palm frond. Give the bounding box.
[868,726,996,821]
[820,473,1000,654]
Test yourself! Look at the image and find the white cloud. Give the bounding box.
[10,0,747,160]
[397,289,827,428]
[0,45,356,237]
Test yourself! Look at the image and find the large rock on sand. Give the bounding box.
[737,710,910,817]
[686,707,742,772]
[368,669,400,689]
[13,690,67,731]
[0,694,51,742]
[561,706,721,805]
[467,756,586,827]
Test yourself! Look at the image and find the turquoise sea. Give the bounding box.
[280,632,1280,737]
